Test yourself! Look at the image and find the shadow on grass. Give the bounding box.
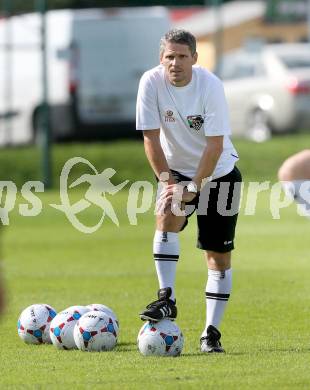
[181,347,310,357]
[180,352,243,357]
[117,342,136,347]
[210,348,309,356]
[258,347,310,354]
[115,341,137,352]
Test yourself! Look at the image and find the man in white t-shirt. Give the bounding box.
[278,150,310,217]
[136,29,242,353]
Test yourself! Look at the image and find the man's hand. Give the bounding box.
[156,184,196,215]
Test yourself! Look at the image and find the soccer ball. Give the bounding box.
[73,310,118,352]
[17,304,57,344]
[137,319,184,357]
[87,303,119,330]
[50,305,90,350]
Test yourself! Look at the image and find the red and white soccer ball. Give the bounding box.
[17,304,57,345]
[49,305,90,350]
[87,303,119,330]
[137,319,184,357]
[73,310,118,352]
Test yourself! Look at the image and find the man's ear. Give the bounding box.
[192,52,198,65]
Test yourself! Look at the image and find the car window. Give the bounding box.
[254,61,266,77]
[278,55,310,69]
[218,54,265,80]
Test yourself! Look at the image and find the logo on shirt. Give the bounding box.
[164,110,176,123]
[187,115,204,132]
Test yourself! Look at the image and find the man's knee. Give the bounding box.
[206,250,231,270]
[156,211,186,232]
[278,162,292,181]
[278,150,310,181]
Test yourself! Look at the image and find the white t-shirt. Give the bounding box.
[136,64,239,179]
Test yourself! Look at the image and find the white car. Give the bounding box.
[0,7,170,145]
[217,43,310,141]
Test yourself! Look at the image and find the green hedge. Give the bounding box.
[0,134,309,188]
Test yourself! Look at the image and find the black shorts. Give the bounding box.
[169,166,242,253]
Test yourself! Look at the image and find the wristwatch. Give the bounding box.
[186,181,198,194]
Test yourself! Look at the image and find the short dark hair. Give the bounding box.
[160,29,196,56]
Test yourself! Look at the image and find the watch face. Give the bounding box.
[187,182,197,193]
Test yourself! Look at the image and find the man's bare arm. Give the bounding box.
[193,135,224,190]
[155,135,224,206]
[143,130,176,185]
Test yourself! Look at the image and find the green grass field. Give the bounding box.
[1,135,310,389]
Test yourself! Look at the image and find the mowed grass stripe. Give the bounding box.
[1,134,310,388]
[0,186,309,388]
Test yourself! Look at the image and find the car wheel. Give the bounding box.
[246,109,272,142]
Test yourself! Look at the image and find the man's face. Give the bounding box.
[160,42,198,87]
